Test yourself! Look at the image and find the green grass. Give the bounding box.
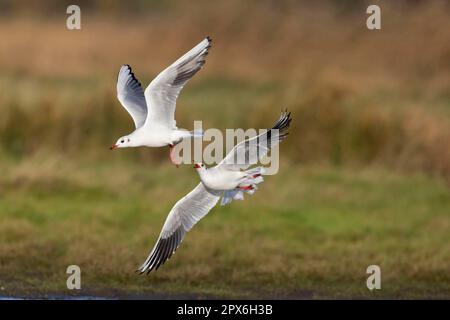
[0,73,449,299]
[1,154,449,299]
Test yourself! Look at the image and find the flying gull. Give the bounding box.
[139,111,292,273]
[110,37,212,165]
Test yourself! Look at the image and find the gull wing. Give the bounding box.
[139,183,221,273]
[116,64,148,128]
[219,111,292,171]
[143,37,212,129]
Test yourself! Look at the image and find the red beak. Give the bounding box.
[110,144,118,150]
[194,163,201,169]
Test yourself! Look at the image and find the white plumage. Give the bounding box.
[139,111,291,273]
[111,37,212,163]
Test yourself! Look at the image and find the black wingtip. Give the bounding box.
[121,64,133,73]
[206,36,213,49]
[136,268,144,275]
[272,109,292,133]
[119,64,143,88]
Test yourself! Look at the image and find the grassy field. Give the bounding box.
[1,155,449,298]
[0,1,449,298]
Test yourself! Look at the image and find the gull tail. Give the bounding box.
[172,129,204,143]
[220,167,266,206]
[190,129,204,138]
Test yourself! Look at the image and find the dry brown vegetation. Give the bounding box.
[0,1,449,181]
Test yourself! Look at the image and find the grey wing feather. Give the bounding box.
[139,183,221,273]
[219,111,292,171]
[117,64,148,128]
[143,37,212,129]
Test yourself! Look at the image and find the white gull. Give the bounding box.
[139,111,292,273]
[110,37,212,165]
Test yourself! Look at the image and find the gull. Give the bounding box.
[110,37,212,165]
[139,111,292,273]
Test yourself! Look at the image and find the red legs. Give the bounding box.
[238,174,260,190]
[169,144,179,168]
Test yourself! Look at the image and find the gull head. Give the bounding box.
[194,163,207,171]
[110,136,131,150]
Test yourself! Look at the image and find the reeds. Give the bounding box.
[0,0,449,181]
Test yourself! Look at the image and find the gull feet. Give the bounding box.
[169,144,179,168]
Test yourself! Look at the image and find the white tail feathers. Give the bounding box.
[221,189,242,206]
[220,166,266,206]
[190,129,204,138]
[173,129,204,141]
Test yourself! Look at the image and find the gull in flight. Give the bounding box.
[110,37,212,165]
[139,111,292,273]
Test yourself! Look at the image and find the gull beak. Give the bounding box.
[194,164,201,169]
[110,144,118,150]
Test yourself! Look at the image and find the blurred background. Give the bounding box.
[0,0,449,298]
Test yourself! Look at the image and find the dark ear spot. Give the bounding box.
[127,138,130,142]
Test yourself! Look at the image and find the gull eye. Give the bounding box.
[120,140,124,143]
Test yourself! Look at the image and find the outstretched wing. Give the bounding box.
[116,64,148,128]
[219,111,292,171]
[143,37,212,129]
[139,183,221,273]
